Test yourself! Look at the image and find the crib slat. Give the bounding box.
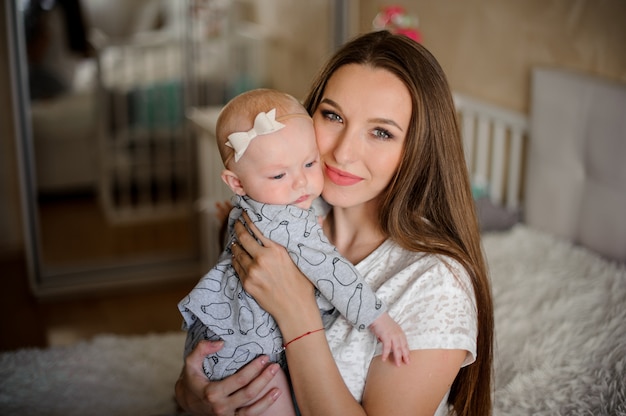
[461,112,476,174]
[507,128,524,210]
[490,123,506,206]
[474,117,491,195]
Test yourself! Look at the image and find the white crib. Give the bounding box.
[94,0,266,223]
[453,93,528,211]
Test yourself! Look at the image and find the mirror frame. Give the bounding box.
[5,1,202,298]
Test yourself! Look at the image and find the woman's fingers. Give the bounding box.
[230,240,251,281]
[228,359,283,415]
[175,340,224,415]
[235,212,274,252]
[176,349,281,415]
[235,387,282,416]
[231,213,265,275]
[186,340,224,388]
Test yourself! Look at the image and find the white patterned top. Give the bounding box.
[325,238,477,414]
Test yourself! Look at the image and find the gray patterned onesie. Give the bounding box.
[178,195,386,380]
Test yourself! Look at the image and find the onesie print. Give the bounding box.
[178,195,386,380]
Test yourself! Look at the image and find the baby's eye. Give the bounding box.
[305,160,317,168]
[321,110,343,123]
[271,173,286,180]
[373,128,393,140]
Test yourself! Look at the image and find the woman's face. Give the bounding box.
[312,64,412,209]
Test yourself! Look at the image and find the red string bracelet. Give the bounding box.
[283,328,325,349]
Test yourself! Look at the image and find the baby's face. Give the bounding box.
[233,116,324,209]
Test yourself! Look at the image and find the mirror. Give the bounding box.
[8,0,350,297]
[9,0,246,296]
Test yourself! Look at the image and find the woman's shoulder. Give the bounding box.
[364,239,463,272]
[359,239,472,294]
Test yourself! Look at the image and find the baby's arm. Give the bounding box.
[368,312,411,366]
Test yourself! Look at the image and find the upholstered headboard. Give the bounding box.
[524,67,626,263]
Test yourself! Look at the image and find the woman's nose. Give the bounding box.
[332,130,358,165]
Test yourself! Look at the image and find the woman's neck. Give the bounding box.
[323,203,387,264]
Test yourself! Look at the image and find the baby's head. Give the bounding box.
[216,89,308,165]
[216,89,323,209]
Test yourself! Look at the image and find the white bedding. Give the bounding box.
[485,225,626,415]
[0,333,184,416]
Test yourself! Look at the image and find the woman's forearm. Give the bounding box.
[231,215,367,414]
[281,300,463,416]
[288,341,366,416]
[276,301,366,416]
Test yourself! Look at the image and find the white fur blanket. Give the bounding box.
[0,332,185,416]
[485,225,626,415]
[1,225,624,415]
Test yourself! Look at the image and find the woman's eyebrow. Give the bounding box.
[320,97,341,110]
[319,98,404,132]
[370,117,404,132]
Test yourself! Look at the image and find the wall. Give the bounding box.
[252,0,333,100]
[360,0,626,112]
[3,0,625,253]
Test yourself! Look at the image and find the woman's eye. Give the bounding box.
[321,110,342,123]
[373,128,393,140]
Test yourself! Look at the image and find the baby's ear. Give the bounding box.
[221,169,245,195]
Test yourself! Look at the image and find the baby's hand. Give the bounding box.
[369,312,410,366]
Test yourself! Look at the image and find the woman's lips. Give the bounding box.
[325,164,362,186]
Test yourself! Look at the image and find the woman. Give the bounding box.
[175,30,493,416]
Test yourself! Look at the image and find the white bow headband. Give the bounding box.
[225,109,312,163]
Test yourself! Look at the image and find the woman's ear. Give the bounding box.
[221,169,246,195]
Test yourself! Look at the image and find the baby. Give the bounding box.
[178,89,408,415]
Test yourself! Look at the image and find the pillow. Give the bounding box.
[475,196,521,232]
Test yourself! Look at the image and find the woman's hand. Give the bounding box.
[230,212,324,343]
[175,340,284,416]
[230,212,317,326]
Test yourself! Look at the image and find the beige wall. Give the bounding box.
[258,0,626,111]
[252,0,332,100]
[360,0,626,112]
[2,0,626,252]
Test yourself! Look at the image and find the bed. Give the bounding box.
[478,67,626,414]
[1,67,624,415]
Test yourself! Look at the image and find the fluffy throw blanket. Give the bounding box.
[1,225,624,415]
[485,225,626,415]
[0,332,185,416]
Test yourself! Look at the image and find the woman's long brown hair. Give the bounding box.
[304,30,493,416]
